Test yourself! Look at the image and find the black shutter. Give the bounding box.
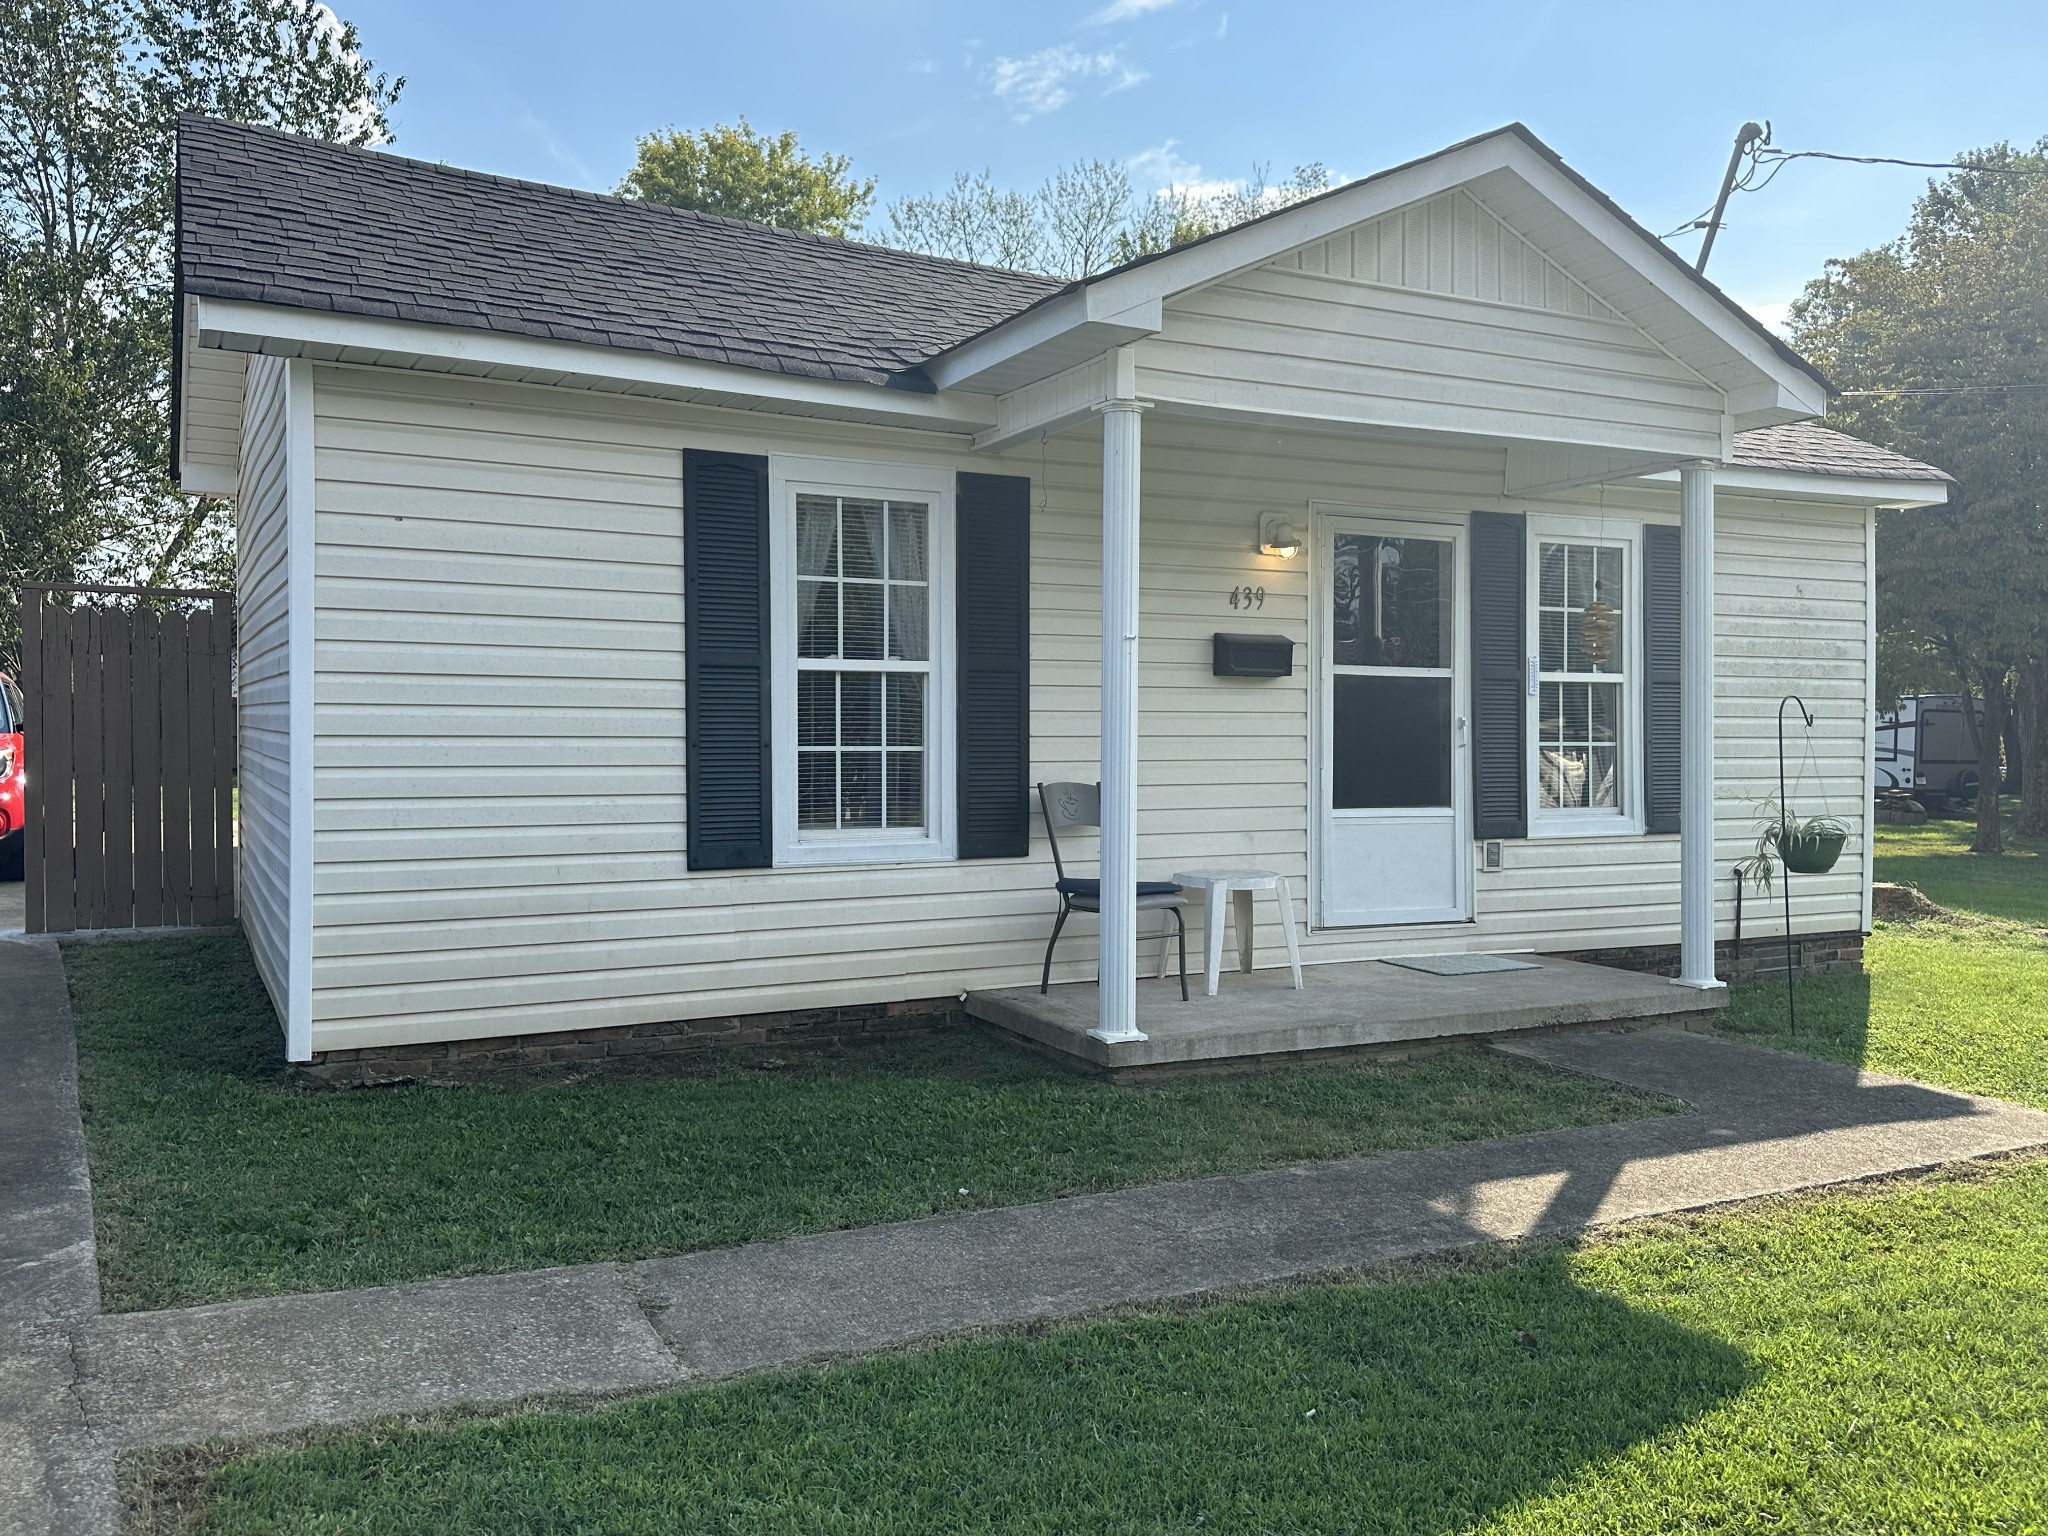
[956,472,1031,859]
[1643,522,1682,835]
[1470,510,1527,839]
[684,450,772,870]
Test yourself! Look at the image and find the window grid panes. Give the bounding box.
[1536,539,1626,812]
[795,493,930,834]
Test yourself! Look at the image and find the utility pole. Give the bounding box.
[1695,121,1768,275]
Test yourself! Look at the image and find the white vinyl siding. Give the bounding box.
[301,366,1871,1052]
[1271,189,1623,322]
[1138,263,1728,460]
[235,352,292,1015]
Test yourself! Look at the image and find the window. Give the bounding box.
[1528,517,1641,834]
[770,457,954,865]
[1330,531,1455,809]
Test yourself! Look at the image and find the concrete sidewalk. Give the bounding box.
[0,941,113,1536]
[8,955,2048,1535]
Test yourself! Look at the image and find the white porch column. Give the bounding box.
[1677,460,1725,990]
[1090,393,1149,1043]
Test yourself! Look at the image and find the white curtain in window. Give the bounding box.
[795,496,839,640]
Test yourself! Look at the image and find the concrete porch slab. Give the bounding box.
[965,954,1723,1072]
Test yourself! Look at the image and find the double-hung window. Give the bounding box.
[769,456,955,865]
[1528,515,1641,835]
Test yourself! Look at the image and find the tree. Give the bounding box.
[618,119,873,236]
[884,170,1043,271]
[885,158,1334,280]
[1788,141,2048,850]
[0,0,400,673]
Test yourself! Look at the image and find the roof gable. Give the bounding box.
[1267,187,1623,323]
[929,125,1829,432]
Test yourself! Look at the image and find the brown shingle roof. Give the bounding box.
[176,116,1063,392]
[176,120,1951,490]
[1730,422,1952,483]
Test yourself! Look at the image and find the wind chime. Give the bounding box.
[1578,584,1617,666]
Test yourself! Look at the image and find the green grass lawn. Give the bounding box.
[1720,815,2048,1109]
[69,933,1671,1312]
[1872,804,2047,925]
[113,816,2048,1532]
[139,1158,2048,1535]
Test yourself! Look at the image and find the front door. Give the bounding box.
[1316,512,1471,927]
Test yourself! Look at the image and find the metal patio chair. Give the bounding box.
[1037,781,1189,1000]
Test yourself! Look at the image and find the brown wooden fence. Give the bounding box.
[18,585,236,933]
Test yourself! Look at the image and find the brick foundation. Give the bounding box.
[299,996,963,1087]
[1549,929,1865,985]
[299,930,1866,1086]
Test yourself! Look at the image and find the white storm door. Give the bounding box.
[1317,514,1471,927]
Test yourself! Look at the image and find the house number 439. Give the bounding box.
[1228,585,1266,610]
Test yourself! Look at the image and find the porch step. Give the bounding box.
[965,954,1724,1075]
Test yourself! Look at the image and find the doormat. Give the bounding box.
[1382,954,1541,976]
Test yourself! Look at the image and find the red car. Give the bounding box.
[0,672,22,881]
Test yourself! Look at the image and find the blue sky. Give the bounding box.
[345,0,2047,330]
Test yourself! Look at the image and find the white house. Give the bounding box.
[172,117,1949,1067]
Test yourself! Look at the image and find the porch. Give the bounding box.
[967,954,1723,1074]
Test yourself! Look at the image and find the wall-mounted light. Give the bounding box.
[1258,513,1303,559]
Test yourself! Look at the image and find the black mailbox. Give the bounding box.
[1212,632,1294,678]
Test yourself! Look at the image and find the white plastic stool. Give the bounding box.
[1170,868,1304,996]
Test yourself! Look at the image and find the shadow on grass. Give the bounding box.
[156,1246,1752,1536]
[1716,965,1874,1069]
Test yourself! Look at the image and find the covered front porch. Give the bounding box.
[968,952,1723,1074]
[977,371,1735,1051]
[922,134,1842,1054]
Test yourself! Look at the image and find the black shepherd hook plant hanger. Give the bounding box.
[1777,694,1816,1033]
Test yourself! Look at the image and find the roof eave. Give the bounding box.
[1642,462,1951,507]
[187,295,1002,435]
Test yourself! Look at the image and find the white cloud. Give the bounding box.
[1127,140,1238,201]
[309,2,390,144]
[989,45,1147,120]
[1087,0,1178,23]
[1217,11,1229,37]
[906,57,938,74]
[1742,299,1793,335]
[516,108,596,186]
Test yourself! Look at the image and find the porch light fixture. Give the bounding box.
[1258,513,1303,559]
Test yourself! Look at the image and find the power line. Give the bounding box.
[1839,383,2048,397]
[1661,133,2048,247]
[1754,149,2048,175]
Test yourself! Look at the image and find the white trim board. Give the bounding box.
[284,357,316,1063]
[765,453,959,869]
[191,297,1000,437]
[1636,462,1948,508]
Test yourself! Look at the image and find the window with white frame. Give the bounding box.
[1529,519,1640,832]
[771,457,955,865]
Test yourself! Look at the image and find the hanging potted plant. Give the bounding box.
[1775,814,1850,874]
[1737,796,1850,888]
